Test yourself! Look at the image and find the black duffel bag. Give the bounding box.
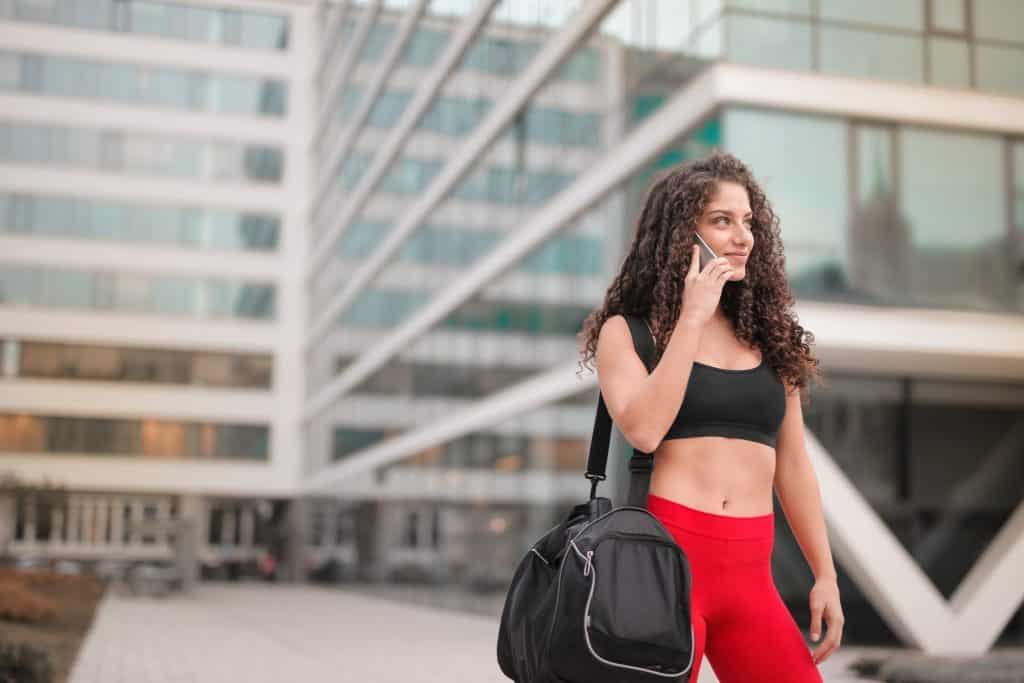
[497,314,695,683]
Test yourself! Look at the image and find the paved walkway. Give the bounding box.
[69,583,884,683]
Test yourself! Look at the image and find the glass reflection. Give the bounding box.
[899,126,1009,311]
[0,0,289,50]
[17,341,272,388]
[819,26,923,84]
[0,414,270,460]
[727,13,812,71]
[0,122,283,182]
[0,266,275,319]
[723,107,848,294]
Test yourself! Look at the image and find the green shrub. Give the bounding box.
[0,642,54,683]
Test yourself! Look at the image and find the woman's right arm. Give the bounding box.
[596,314,704,453]
[596,246,733,452]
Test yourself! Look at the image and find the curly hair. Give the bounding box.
[576,150,824,399]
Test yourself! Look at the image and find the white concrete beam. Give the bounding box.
[305,0,622,348]
[313,0,429,205]
[307,0,501,258]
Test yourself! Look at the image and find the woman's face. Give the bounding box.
[694,180,754,281]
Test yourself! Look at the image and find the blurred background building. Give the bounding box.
[0,0,1021,656]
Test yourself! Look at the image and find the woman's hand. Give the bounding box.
[808,576,844,665]
[679,243,733,328]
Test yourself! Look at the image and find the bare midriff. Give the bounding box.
[648,437,776,517]
[644,316,777,517]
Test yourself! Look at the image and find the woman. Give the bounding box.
[577,151,844,681]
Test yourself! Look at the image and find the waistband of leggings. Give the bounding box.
[647,493,774,540]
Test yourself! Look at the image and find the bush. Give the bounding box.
[0,576,58,623]
[0,642,54,683]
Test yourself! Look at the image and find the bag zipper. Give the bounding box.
[570,540,695,678]
[544,506,684,667]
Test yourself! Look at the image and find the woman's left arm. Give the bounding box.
[773,381,844,665]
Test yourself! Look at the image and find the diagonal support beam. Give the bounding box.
[312,0,382,153]
[307,358,1024,655]
[304,0,622,311]
[311,0,430,221]
[946,496,1024,651]
[307,0,500,258]
[304,360,585,493]
[314,0,352,89]
[301,62,718,423]
[803,428,951,651]
[805,427,1024,654]
[304,60,1024,422]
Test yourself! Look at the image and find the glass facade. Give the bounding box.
[344,16,600,81]
[0,0,289,50]
[0,265,275,319]
[722,106,1022,314]
[14,340,272,388]
[336,222,601,275]
[796,373,1024,645]
[334,288,593,334]
[0,50,287,116]
[334,86,602,149]
[311,1,604,237]
[0,413,269,460]
[336,153,576,204]
[0,122,283,182]
[295,1,1024,651]
[0,192,280,251]
[0,0,1018,653]
[688,0,1024,96]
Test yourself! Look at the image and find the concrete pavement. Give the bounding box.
[68,583,884,683]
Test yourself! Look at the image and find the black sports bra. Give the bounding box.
[642,319,786,449]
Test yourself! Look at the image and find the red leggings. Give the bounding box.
[647,494,823,683]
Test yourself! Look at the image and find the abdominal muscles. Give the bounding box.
[648,436,776,516]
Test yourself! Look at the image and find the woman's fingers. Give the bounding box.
[709,259,733,282]
[699,257,730,279]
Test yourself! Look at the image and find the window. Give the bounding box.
[899,127,1009,311]
[723,107,847,282]
[820,26,924,84]
[726,14,812,71]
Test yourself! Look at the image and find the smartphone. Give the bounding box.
[694,232,718,271]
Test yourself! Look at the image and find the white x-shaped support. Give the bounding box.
[806,428,1024,654]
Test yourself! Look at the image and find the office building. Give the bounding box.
[1,0,1021,655]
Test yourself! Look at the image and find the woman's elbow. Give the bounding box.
[620,418,661,454]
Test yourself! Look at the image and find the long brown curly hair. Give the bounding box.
[576,151,824,399]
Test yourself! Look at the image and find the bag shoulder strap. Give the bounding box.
[623,314,656,372]
[585,314,657,507]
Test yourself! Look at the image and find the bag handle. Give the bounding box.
[584,314,657,507]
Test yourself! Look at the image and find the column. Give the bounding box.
[240,504,255,552]
[110,497,125,550]
[82,497,95,545]
[95,497,109,546]
[0,494,14,554]
[130,498,143,547]
[284,497,309,582]
[177,495,204,592]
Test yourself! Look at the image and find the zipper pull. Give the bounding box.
[583,550,594,576]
